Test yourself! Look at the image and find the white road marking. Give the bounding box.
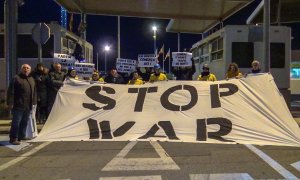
[190,173,253,180]
[245,144,298,179]
[291,161,300,172]
[0,135,32,152]
[99,175,162,180]
[0,141,52,171]
[102,141,180,171]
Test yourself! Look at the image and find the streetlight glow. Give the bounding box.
[104,45,110,51]
[152,26,157,55]
[152,26,157,32]
[103,44,111,73]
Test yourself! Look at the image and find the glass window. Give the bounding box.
[270,43,285,68]
[42,35,54,58]
[232,42,254,68]
[211,39,218,52]
[218,38,223,49]
[17,34,38,58]
[62,38,68,48]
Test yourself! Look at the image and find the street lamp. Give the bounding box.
[152,25,157,55]
[104,45,110,73]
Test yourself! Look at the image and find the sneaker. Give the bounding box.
[9,139,20,145]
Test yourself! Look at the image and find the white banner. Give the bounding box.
[138,54,157,67]
[172,52,192,67]
[34,74,300,147]
[116,58,137,73]
[53,53,76,68]
[74,63,95,78]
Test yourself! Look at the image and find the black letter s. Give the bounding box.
[83,86,116,110]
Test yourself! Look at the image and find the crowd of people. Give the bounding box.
[6,59,262,145]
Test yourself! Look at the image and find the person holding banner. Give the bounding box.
[249,60,262,74]
[226,62,243,79]
[32,63,49,124]
[91,72,104,83]
[128,71,144,85]
[48,63,66,113]
[104,67,125,84]
[149,64,168,82]
[137,67,152,82]
[197,64,217,81]
[7,64,37,145]
[67,67,78,80]
[172,58,196,80]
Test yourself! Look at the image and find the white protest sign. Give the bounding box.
[138,54,157,67]
[172,52,192,67]
[116,58,137,73]
[74,63,95,78]
[53,53,76,68]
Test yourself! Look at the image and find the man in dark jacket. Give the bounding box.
[48,63,66,114]
[172,58,196,80]
[104,67,125,84]
[7,64,37,145]
[32,63,49,124]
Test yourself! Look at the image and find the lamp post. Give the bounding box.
[152,26,157,55]
[104,45,110,73]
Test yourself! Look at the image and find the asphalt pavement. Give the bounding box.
[0,105,299,179]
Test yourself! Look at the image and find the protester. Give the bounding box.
[128,71,144,85]
[91,72,104,82]
[137,67,152,82]
[226,62,243,79]
[32,63,48,124]
[172,58,196,80]
[104,67,125,84]
[67,67,78,80]
[249,60,261,74]
[149,64,168,82]
[7,64,37,145]
[197,64,217,81]
[48,63,66,114]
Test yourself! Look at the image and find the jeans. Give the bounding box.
[9,109,31,140]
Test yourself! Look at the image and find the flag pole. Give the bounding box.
[168,56,171,74]
[162,51,165,73]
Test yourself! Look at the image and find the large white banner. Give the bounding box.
[172,52,192,67]
[34,74,300,147]
[116,58,137,73]
[138,54,157,67]
[53,53,76,68]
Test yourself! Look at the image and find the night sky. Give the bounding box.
[1,0,300,69]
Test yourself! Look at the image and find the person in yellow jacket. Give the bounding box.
[197,64,217,81]
[91,72,104,82]
[226,62,243,79]
[149,64,167,82]
[128,71,144,85]
[67,68,79,80]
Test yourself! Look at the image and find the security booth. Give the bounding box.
[191,25,291,103]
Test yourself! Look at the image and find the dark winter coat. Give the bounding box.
[48,71,66,107]
[7,73,37,110]
[104,74,125,84]
[32,71,48,107]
